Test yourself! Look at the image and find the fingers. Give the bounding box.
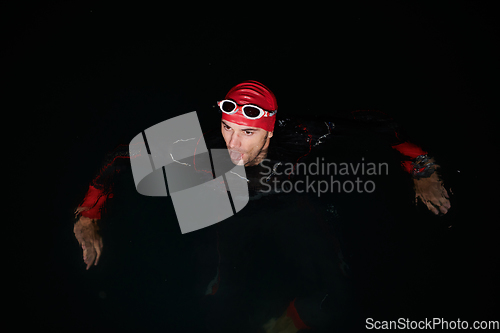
[75,224,91,268]
[94,237,103,266]
[413,176,452,216]
[417,193,451,215]
[84,240,96,270]
[425,200,440,215]
[426,195,449,215]
[86,251,96,270]
[83,235,103,269]
[438,203,449,215]
[74,206,90,218]
[435,187,451,214]
[74,217,103,270]
[438,196,451,214]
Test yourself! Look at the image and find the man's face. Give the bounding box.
[221,119,273,166]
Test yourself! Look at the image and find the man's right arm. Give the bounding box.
[74,143,133,269]
[76,144,132,218]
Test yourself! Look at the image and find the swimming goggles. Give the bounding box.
[217,100,277,120]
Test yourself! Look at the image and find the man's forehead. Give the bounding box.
[221,119,261,131]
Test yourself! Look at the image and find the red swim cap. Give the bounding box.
[221,80,278,132]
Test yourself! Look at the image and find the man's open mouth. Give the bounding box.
[229,150,244,164]
[229,150,243,160]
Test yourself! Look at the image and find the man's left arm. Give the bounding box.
[350,110,451,215]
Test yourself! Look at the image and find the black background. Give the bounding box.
[5,1,498,331]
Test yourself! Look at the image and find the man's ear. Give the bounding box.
[268,131,274,139]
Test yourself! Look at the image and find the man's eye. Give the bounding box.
[245,131,254,135]
[223,125,231,130]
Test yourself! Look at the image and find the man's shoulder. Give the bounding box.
[270,117,335,157]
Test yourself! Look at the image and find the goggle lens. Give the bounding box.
[220,100,236,113]
[242,105,261,118]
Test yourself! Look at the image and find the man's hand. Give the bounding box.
[263,309,300,333]
[73,210,103,270]
[413,168,451,215]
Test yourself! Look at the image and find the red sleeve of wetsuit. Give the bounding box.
[349,110,429,175]
[391,141,428,174]
[78,144,131,219]
[79,185,113,219]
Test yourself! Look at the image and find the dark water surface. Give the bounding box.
[10,3,498,332]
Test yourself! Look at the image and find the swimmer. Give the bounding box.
[73,80,451,269]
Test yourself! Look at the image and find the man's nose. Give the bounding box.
[227,131,241,149]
